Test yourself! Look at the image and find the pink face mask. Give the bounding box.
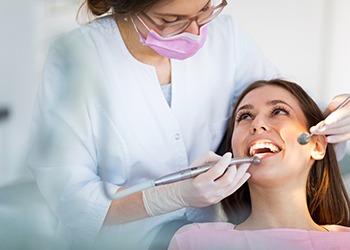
[131,17,208,60]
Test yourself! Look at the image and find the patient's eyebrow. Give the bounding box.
[235,99,294,117]
[267,99,294,110]
[235,104,254,116]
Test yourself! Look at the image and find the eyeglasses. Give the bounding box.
[137,0,227,37]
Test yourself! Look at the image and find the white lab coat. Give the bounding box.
[27,15,279,249]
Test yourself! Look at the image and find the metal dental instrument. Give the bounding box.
[298,96,350,145]
[153,156,260,186]
[104,157,260,200]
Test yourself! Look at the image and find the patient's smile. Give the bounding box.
[248,140,281,158]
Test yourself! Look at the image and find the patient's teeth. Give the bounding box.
[249,142,280,156]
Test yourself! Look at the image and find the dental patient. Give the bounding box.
[168,79,350,249]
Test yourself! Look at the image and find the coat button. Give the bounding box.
[175,133,180,140]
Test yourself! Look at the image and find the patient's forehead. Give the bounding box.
[238,85,298,107]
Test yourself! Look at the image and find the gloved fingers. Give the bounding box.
[214,163,250,186]
[208,171,251,204]
[310,111,350,134]
[225,163,250,192]
[179,178,221,207]
[179,153,252,207]
[326,94,350,114]
[320,122,350,135]
[324,105,350,127]
[310,94,350,135]
[189,151,222,168]
[312,119,350,135]
[310,109,350,144]
[234,163,250,181]
[327,94,350,112]
[196,152,232,182]
[213,163,237,185]
[212,163,250,201]
[181,153,235,206]
[230,172,251,194]
[326,133,350,144]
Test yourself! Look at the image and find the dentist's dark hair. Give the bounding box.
[222,79,350,226]
[81,0,162,17]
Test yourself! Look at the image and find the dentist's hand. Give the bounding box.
[142,152,251,216]
[311,94,350,143]
[178,152,251,207]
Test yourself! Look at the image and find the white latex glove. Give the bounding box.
[142,152,251,216]
[311,94,350,143]
[178,152,251,207]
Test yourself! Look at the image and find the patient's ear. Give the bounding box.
[310,135,327,160]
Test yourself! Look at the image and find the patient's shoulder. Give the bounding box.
[323,224,350,232]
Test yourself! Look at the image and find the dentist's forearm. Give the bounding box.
[103,188,148,225]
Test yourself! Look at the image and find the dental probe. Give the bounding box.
[298,96,350,145]
[105,157,260,200]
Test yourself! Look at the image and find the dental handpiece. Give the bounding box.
[154,156,260,186]
[298,96,350,145]
[105,157,260,200]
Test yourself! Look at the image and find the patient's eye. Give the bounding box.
[271,105,290,117]
[236,111,253,122]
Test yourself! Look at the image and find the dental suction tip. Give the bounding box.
[297,132,311,145]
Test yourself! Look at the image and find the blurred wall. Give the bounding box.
[225,0,350,102]
[0,1,37,186]
[0,0,81,186]
[0,0,349,186]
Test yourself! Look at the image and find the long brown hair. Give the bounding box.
[222,79,350,226]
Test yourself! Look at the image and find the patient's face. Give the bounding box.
[231,85,315,186]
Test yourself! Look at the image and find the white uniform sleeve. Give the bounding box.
[27,38,115,245]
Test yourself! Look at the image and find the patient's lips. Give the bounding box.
[248,140,281,158]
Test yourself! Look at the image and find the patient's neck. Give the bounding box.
[235,185,324,231]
